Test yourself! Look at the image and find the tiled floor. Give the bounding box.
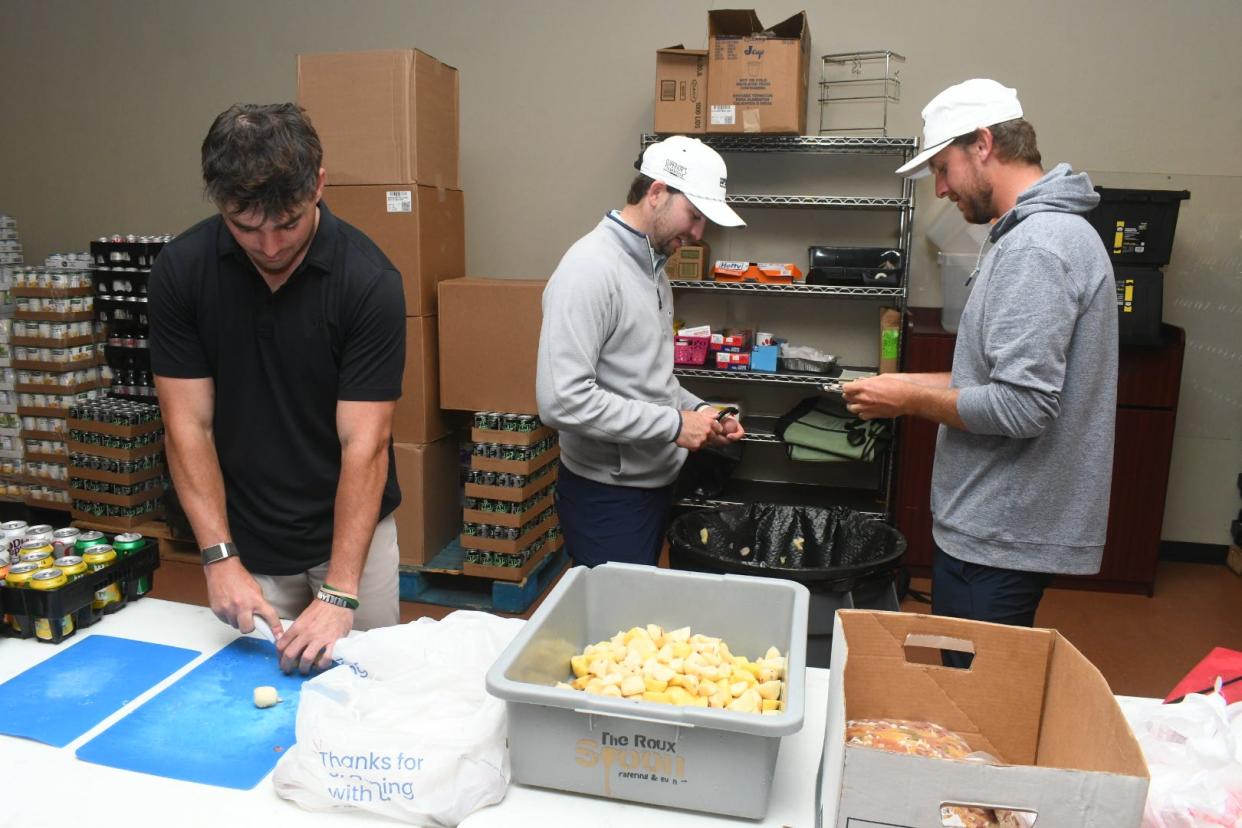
[149,556,1242,700]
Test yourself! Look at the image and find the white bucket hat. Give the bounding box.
[639,136,746,227]
[896,79,1024,179]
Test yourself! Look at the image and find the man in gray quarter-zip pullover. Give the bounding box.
[843,80,1117,636]
[537,136,747,567]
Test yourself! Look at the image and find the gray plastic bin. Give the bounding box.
[486,562,809,819]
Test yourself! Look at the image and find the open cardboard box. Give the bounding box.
[819,610,1149,827]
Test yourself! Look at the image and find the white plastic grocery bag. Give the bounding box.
[273,610,525,826]
[1120,685,1242,827]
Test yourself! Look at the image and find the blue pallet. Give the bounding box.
[399,542,568,615]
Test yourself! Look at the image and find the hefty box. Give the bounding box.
[655,46,708,134]
[324,184,464,317]
[487,563,809,819]
[297,49,459,188]
[819,611,1149,827]
[438,278,544,414]
[707,10,811,134]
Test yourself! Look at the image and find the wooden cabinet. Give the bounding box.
[894,308,1184,595]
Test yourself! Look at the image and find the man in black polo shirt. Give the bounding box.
[150,103,405,673]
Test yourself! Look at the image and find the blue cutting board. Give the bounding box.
[0,634,199,747]
[76,636,321,789]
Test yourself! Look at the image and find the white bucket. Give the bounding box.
[938,252,977,333]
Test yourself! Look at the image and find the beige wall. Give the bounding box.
[2,0,1239,543]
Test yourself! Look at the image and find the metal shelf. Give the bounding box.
[675,479,886,518]
[728,194,909,209]
[674,367,876,393]
[640,133,917,155]
[670,280,905,298]
[738,415,782,444]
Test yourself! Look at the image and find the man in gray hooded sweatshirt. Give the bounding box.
[843,79,1117,634]
[537,136,746,567]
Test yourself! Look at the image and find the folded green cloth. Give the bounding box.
[775,397,891,463]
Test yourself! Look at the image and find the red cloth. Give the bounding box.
[1165,647,1242,704]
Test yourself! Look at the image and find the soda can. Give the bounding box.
[75,530,109,554]
[113,532,145,556]
[473,412,489,429]
[5,561,40,586]
[51,527,80,557]
[517,414,537,432]
[54,555,87,579]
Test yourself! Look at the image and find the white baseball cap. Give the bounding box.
[895,79,1024,179]
[639,136,745,227]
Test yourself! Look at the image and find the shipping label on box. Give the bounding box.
[325,184,464,317]
[706,10,810,135]
[819,611,1149,828]
[655,47,708,134]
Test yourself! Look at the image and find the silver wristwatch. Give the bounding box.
[200,542,238,566]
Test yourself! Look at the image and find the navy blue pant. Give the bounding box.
[931,544,1053,667]
[555,464,675,568]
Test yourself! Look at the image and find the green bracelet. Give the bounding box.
[316,588,359,610]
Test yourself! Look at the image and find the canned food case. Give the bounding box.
[463,488,555,529]
[463,533,564,581]
[465,464,558,503]
[486,563,809,819]
[472,444,560,476]
[470,424,554,447]
[0,539,158,644]
[461,509,559,556]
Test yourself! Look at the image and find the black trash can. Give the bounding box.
[667,504,906,667]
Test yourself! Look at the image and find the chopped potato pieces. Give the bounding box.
[556,624,787,716]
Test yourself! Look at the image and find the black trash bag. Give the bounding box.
[673,441,742,500]
[667,503,905,590]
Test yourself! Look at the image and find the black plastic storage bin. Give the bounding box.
[667,504,906,667]
[1,540,159,644]
[1115,267,1164,346]
[1086,187,1190,267]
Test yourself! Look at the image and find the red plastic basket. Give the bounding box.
[674,335,710,366]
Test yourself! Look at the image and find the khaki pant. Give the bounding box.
[251,515,399,630]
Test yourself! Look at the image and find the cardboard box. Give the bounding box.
[819,611,1149,827]
[439,278,544,414]
[325,184,465,317]
[879,307,901,373]
[654,46,708,134]
[1227,544,1242,577]
[706,10,811,134]
[297,49,459,188]
[665,242,711,280]
[395,315,449,444]
[392,438,461,566]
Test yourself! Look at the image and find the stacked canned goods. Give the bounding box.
[470,433,557,463]
[68,426,163,449]
[70,397,161,425]
[472,411,543,433]
[462,506,556,540]
[464,527,559,569]
[466,460,555,490]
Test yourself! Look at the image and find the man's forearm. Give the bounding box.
[325,441,388,595]
[164,426,231,549]
[907,383,967,430]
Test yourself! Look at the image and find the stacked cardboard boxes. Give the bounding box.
[298,48,465,566]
